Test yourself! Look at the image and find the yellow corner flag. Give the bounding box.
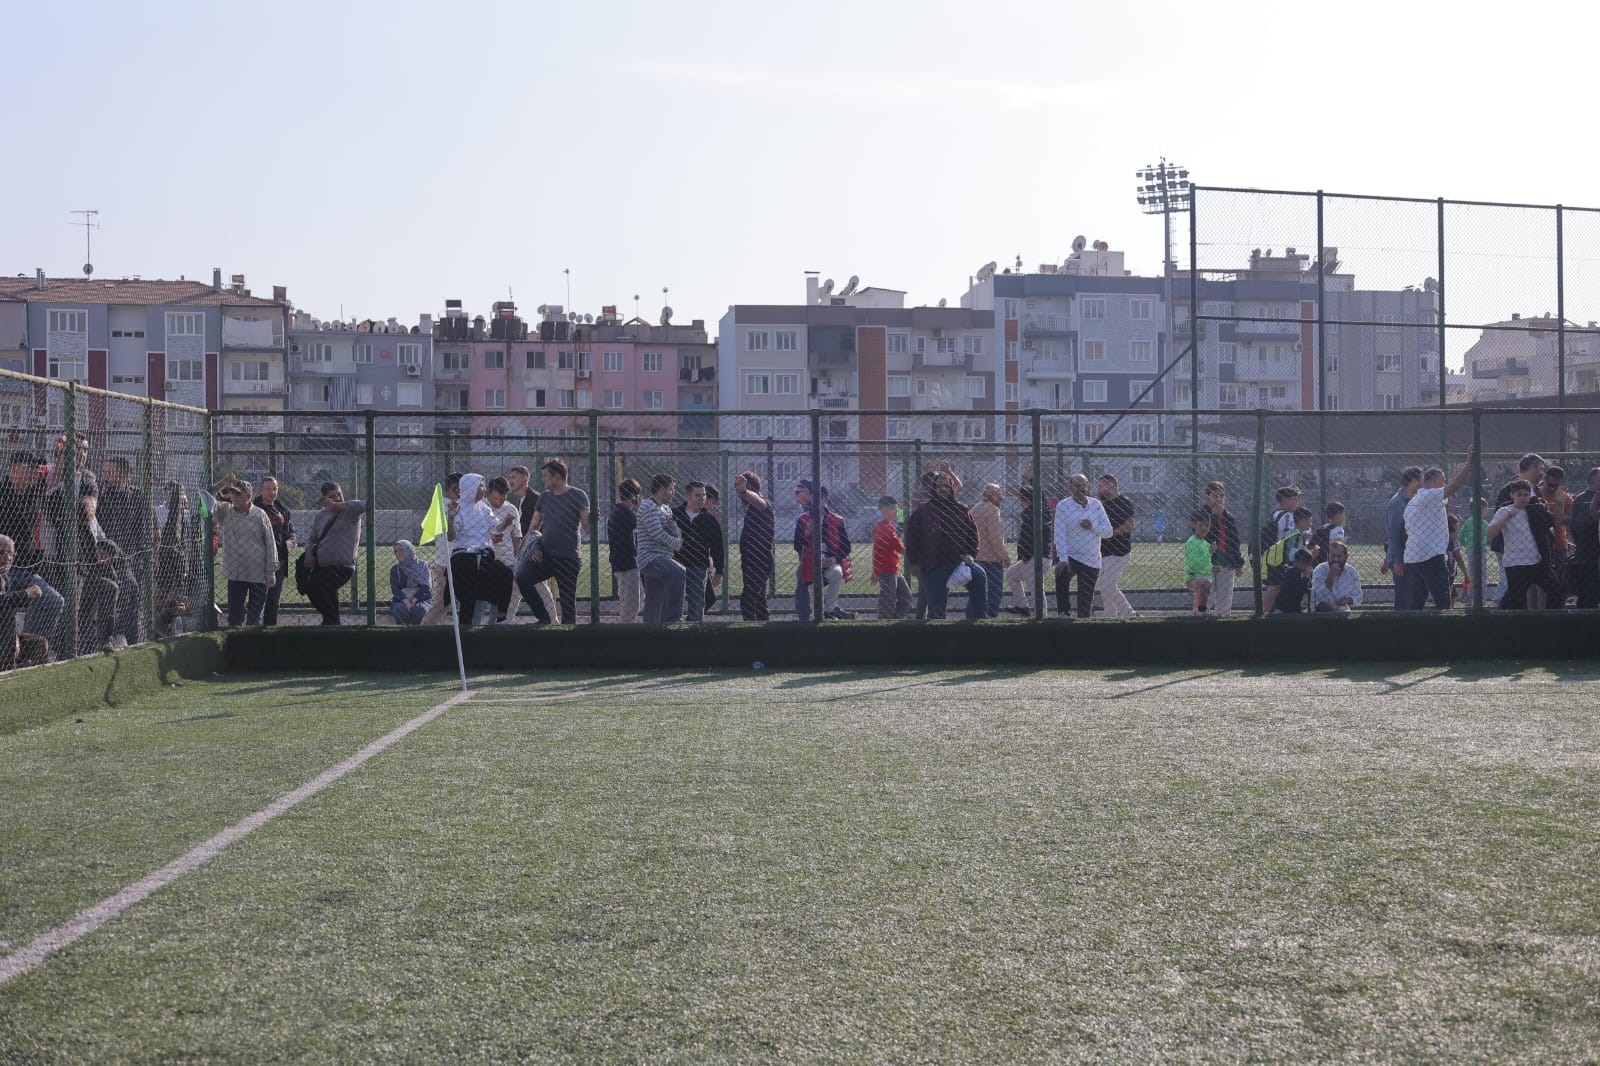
[420,483,446,543]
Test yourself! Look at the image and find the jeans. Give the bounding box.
[876,573,913,619]
[615,568,642,623]
[264,556,287,625]
[390,600,429,625]
[1096,553,1136,618]
[226,580,267,627]
[684,566,708,623]
[641,556,687,624]
[1004,558,1043,612]
[1054,560,1100,619]
[517,554,582,625]
[21,576,64,651]
[977,561,1004,618]
[1406,554,1450,610]
[921,562,986,620]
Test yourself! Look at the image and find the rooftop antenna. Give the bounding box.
[564,267,571,312]
[70,209,100,276]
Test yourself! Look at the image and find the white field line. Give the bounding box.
[0,690,474,987]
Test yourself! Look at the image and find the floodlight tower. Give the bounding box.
[1136,159,1193,448]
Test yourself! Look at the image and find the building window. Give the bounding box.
[1380,352,1400,372]
[887,374,910,398]
[1005,382,1018,403]
[643,352,663,373]
[965,375,986,399]
[1130,340,1153,363]
[1382,393,1402,410]
[1379,313,1402,333]
[483,388,505,408]
[1327,354,1340,373]
[643,390,664,409]
[354,344,373,364]
[1130,298,1153,321]
[827,419,848,440]
[915,336,926,355]
[395,342,419,366]
[1081,297,1106,320]
[306,342,334,363]
[963,417,985,441]
[1219,343,1237,365]
[935,336,958,355]
[49,310,88,333]
[886,417,910,440]
[1326,395,1340,410]
[526,350,546,369]
[1083,340,1105,363]
[1219,384,1242,406]
[526,388,546,408]
[1131,422,1153,444]
[931,420,959,442]
[776,330,798,351]
[110,328,146,339]
[443,351,469,372]
[603,351,623,373]
[167,358,202,381]
[599,389,621,408]
[557,351,575,370]
[1004,422,1019,442]
[229,360,270,380]
[1041,422,1061,444]
[48,353,87,382]
[916,378,928,396]
[746,373,770,396]
[166,312,203,337]
[1082,379,1108,403]
[746,330,770,351]
[398,383,422,406]
[1174,381,1192,404]
[557,389,575,409]
[356,383,374,406]
[576,351,591,372]
[963,335,983,355]
[1006,341,1017,361]
[774,373,800,395]
[482,349,505,370]
[1003,299,1018,320]
[1131,463,1153,485]
[888,333,908,354]
[575,388,591,408]
[1129,380,1151,403]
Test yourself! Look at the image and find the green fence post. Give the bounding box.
[62,384,80,654]
[1031,410,1045,620]
[1250,409,1268,618]
[364,412,378,627]
[141,402,155,640]
[589,411,601,625]
[1471,407,1485,610]
[203,409,217,631]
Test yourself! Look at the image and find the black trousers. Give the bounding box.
[740,570,771,621]
[1054,559,1100,619]
[303,564,354,625]
[1500,563,1561,610]
[1406,554,1451,610]
[264,555,288,625]
[517,555,582,625]
[1571,555,1600,610]
[451,551,513,624]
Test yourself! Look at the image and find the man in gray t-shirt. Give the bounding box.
[515,458,591,625]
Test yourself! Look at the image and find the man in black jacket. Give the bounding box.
[1569,466,1600,610]
[672,481,725,623]
[254,476,295,626]
[1198,480,1244,615]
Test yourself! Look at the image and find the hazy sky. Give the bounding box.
[8,0,1597,339]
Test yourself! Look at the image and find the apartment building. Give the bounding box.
[0,269,287,441]
[719,280,995,494]
[1457,313,1600,401]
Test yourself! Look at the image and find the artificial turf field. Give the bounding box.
[1,666,1597,1063]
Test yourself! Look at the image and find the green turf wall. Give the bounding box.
[0,634,226,734]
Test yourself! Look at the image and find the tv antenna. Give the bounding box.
[70,209,100,276]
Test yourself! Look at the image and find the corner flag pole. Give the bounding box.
[421,484,468,694]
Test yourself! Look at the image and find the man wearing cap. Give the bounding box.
[208,473,277,627]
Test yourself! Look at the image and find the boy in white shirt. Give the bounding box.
[1487,478,1561,610]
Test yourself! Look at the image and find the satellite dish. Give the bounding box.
[568,312,580,323]
[584,313,593,323]
[1071,236,1087,254]
[820,278,835,296]
[937,298,948,308]
[83,262,94,276]
[660,306,674,325]
[536,304,548,316]
[840,275,860,297]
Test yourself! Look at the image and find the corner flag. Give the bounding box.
[420,483,446,542]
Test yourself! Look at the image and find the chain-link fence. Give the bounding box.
[6,369,1600,672]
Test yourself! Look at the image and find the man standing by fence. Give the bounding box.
[1053,474,1112,619]
[1402,451,1476,610]
[1095,474,1137,619]
[969,483,1008,619]
[209,475,276,628]
[1199,481,1244,615]
[520,459,589,626]
[1569,467,1600,610]
[1383,467,1422,611]
[733,471,773,621]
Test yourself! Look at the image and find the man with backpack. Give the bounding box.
[1260,486,1303,614]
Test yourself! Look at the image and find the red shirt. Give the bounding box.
[872,517,904,576]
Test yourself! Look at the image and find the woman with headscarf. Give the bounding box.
[389,540,432,625]
[445,473,514,625]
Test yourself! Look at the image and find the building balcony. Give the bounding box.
[220,413,284,434]
[809,393,855,409]
[1229,321,1301,342]
[678,366,716,383]
[912,351,971,371]
[434,364,469,380]
[1022,359,1074,380]
[223,379,287,396]
[1022,317,1074,338]
[1472,359,1529,379]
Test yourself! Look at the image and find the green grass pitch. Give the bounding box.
[2,666,1597,1062]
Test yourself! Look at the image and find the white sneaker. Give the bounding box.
[108,635,129,652]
